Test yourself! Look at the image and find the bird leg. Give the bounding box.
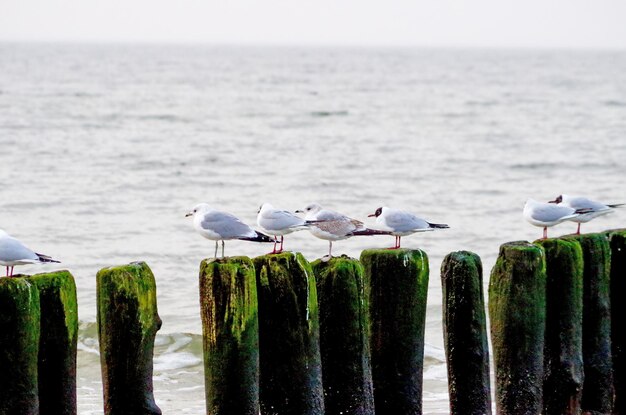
[221,240,225,258]
[269,236,278,254]
[543,227,548,240]
[576,223,581,235]
[214,241,218,258]
[397,236,402,249]
[388,236,401,250]
[10,266,14,277]
[277,236,284,253]
[328,241,333,257]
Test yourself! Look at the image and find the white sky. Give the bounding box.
[1,0,626,49]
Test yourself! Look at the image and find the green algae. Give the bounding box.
[440,251,491,415]
[253,252,324,415]
[563,233,614,414]
[312,256,374,415]
[607,229,626,415]
[199,256,259,415]
[0,277,41,415]
[535,238,583,414]
[360,248,429,415]
[28,270,78,415]
[96,262,162,415]
[489,241,546,415]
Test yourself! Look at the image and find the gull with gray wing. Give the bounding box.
[186,203,273,258]
[296,203,389,257]
[549,194,623,234]
[368,206,449,249]
[0,229,60,277]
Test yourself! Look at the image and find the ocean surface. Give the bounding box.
[1,43,625,414]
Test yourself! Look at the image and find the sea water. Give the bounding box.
[1,43,625,413]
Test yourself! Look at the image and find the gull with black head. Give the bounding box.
[549,194,623,234]
[368,206,449,249]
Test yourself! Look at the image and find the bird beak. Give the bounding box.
[185,212,193,217]
[367,213,376,217]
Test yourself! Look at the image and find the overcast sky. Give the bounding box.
[1,0,626,49]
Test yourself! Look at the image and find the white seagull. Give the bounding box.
[186,203,273,258]
[549,194,623,234]
[295,203,389,257]
[0,229,60,277]
[523,199,590,239]
[368,206,449,249]
[256,202,312,254]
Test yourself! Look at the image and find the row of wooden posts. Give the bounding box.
[0,229,624,415]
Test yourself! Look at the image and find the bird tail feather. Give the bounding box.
[351,228,392,236]
[239,232,275,243]
[36,253,60,263]
[428,222,450,229]
[608,203,624,208]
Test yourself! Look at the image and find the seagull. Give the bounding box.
[523,199,590,239]
[295,203,389,257]
[256,202,312,254]
[186,203,274,258]
[368,207,449,249]
[549,194,623,234]
[0,229,60,277]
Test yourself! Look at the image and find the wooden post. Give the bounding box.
[97,262,162,415]
[361,249,429,415]
[312,257,374,415]
[0,277,40,415]
[608,229,626,415]
[535,238,584,414]
[440,251,491,415]
[29,271,78,415]
[489,241,546,415]
[565,233,614,414]
[253,252,324,415]
[199,257,259,415]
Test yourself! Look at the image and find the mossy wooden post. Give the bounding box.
[0,277,40,415]
[535,239,584,415]
[564,233,614,414]
[608,229,626,415]
[440,251,491,415]
[29,271,78,415]
[312,257,374,415]
[360,249,429,415]
[97,262,162,415]
[489,241,546,415]
[199,257,259,415]
[253,252,324,415]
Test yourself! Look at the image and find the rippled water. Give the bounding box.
[1,43,625,414]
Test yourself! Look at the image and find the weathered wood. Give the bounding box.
[489,241,546,415]
[0,277,40,415]
[536,238,584,415]
[608,229,626,415]
[312,256,374,415]
[253,252,324,415]
[97,262,162,415]
[29,271,78,415]
[564,233,614,414]
[199,257,259,415]
[440,251,491,415]
[361,249,429,415]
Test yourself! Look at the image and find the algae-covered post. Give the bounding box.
[489,241,546,415]
[97,262,162,415]
[564,233,614,414]
[29,271,79,415]
[440,251,491,415]
[312,257,374,415]
[253,253,324,415]
[535,238,583,415]
[361,249,429,415]
[608,229,626,415]
[199,257,259,415]
[0,277,40,415]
